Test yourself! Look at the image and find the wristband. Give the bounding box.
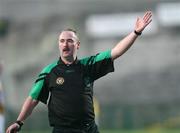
[134,30,142,36]
[15,120,24,131]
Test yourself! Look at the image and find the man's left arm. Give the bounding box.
[111,11,152,60]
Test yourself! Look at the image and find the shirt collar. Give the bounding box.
[58,57,79,65]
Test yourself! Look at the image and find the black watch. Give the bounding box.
[134,30,142,36]
[15,120,24,131]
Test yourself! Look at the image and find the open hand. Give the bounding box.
[135,11,152,33]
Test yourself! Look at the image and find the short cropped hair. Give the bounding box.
[63,28,77,34]
[61,28,79,41]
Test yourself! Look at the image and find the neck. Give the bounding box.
[61,56,76,65]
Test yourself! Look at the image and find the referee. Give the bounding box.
[6,11,152,133]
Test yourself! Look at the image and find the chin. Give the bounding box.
[63,54,72,58]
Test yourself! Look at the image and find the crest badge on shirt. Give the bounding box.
[56,77,65,85]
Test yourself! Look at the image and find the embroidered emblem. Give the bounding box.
[56,77,65,85]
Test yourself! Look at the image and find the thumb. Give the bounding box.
[135,17,140,31]
[136,17,140,23]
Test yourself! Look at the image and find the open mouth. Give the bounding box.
[63,48,70,53]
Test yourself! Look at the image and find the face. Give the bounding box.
[59,31,80,60]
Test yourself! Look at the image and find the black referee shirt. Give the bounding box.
[29,50,114,128]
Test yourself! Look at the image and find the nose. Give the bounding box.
[62,40,68,47]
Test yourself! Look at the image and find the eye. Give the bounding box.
[67,39,74,43]
[60,39,65,43]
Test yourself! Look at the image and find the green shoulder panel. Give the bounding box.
[80,50,112,65]
[29,61,58,100]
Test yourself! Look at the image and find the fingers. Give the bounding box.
[143,11,152,20]
[10,129,17,133]
[146,18,152,26]
[6,124,18,133]
[6,128,15,133]
[7,129,17,133]
[135,11,152,32]
[143,11,152,25]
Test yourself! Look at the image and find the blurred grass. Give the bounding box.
[23,129,180,133]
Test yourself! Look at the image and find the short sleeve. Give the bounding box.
[29,73,49,104]
[29,61,58,104]
[80,50,114,81]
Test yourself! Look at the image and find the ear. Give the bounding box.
[76,41,80,49]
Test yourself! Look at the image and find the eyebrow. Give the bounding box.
[59,38,75,41]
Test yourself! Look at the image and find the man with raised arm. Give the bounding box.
[6,11,152,133]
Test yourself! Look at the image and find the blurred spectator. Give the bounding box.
[0,19,9,38]
[93,97,100,125]
[0,61,5,133]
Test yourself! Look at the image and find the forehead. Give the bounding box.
[59,31,77,40]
